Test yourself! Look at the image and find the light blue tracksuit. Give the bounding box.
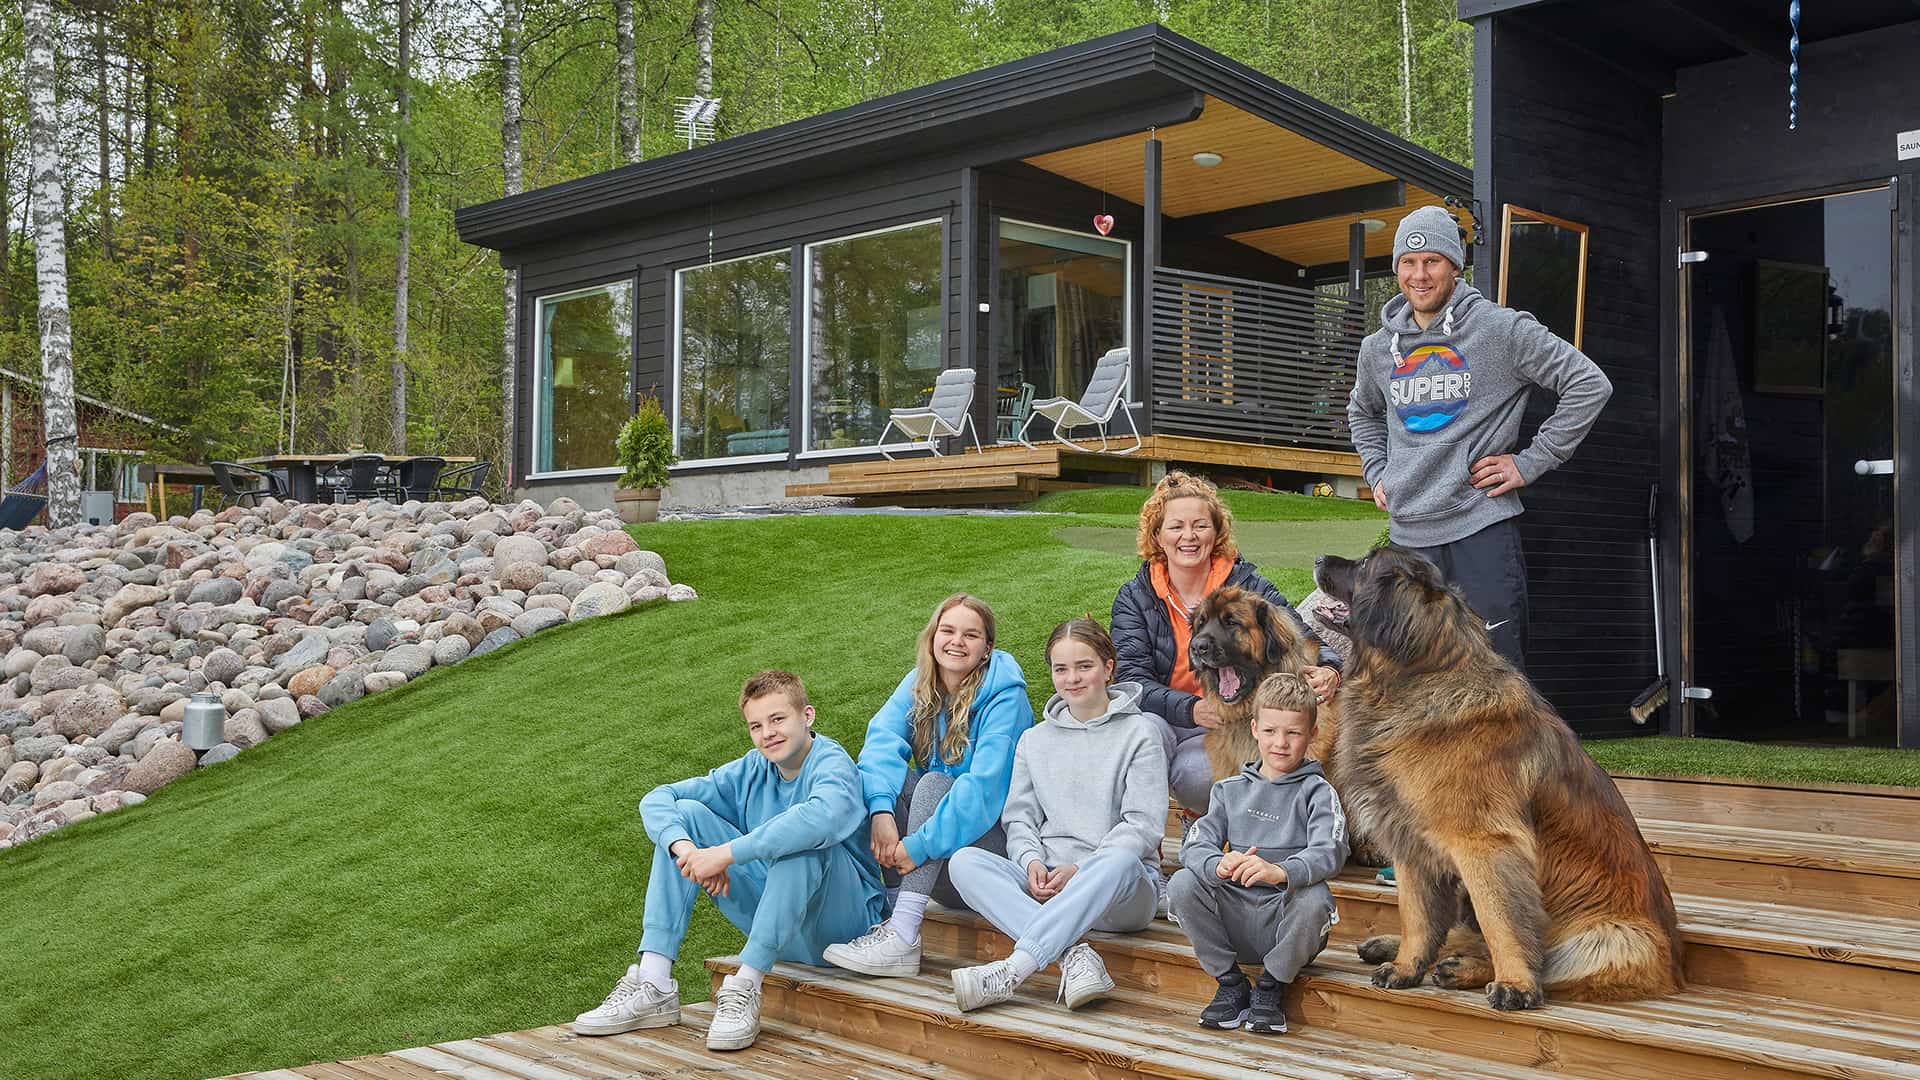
[856,650,1033,867]
[637,733,885,972]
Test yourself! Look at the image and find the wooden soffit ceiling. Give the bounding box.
[1023,97,1473,268]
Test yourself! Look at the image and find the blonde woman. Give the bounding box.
[1110,472,1340,813]
[823,594,1033,979]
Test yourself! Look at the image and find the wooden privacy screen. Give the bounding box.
[1150,266,1365,450]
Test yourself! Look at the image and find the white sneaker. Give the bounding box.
[705,979,762,1051]
[951,958,1022,1012]
[571,963,679,1035]
[823,923,922,977]
[1058,943,1115,1009]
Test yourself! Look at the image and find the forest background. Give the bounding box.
[0,0,1471,486]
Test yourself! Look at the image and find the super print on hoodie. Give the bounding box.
[1347,281,1613,548]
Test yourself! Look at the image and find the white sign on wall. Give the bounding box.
[1900,128,1920,162]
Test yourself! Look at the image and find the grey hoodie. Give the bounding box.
[1347,281,1613,547]
[1180,760,1348,894]
[1001,681,1169,875]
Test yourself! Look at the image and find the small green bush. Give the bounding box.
[615,398,676,490]
[1373,524,1391,549]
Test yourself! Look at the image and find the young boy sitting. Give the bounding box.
[1167,673,1348,1034]
[571,669,885,1051]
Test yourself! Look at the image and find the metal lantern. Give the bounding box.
[182,692,227,751]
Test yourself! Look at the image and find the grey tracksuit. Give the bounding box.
[1168,760,1348,981]
[950,683,1168,966]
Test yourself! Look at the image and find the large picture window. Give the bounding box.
[676,250,793,461]
[994,220,1127,442]
[805,220,944,451]
[535,282,634,474]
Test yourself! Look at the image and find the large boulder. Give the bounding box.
[319,670,365,708]
[61,625,107,665]
[256,697,302,734]
[50,685,125,739]
[376,644,432,680]
[491,534,548,572]
[122,739,196,795]
[11,734,69,764]
[287,665,335,698]
[568,582,632,622]
[102,583,168,627]
[187,577,244,606]
[511,608,567,637]
[223,709,270,749]
[23,562,88,597]
[273,634,330,678]
[201,647,247,687]
[431,635,470,667]
[470,627,520,657]
[579,530,639,559]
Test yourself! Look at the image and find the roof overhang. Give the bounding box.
[456,25,1471,263]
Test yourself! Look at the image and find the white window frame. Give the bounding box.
[798,217,948,460]
[528,279,635,481]
[996,217,1135,405]
[671,246,796,470]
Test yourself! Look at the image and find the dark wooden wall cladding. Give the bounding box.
[1475,15,1667,736]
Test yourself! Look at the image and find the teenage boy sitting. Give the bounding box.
[1167,673,1348,1034]
[572,669,885,1051]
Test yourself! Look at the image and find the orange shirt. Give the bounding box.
[1150,555,1234,697]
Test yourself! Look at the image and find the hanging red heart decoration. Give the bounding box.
[1093,214,1115,236]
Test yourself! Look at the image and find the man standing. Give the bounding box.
[1347,205,1612,670]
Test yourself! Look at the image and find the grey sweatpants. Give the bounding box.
[1167,868,1335,982]
[948,846,1159,968]
[890,769,1006,908]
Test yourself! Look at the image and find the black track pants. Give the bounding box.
[1408,518,1529,673]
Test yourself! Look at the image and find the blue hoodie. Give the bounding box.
[640,733,882,890]
[856,649,1033,867]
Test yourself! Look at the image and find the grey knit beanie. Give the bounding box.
[1392,205,1465,269]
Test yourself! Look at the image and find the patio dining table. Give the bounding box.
[240,453,477,504]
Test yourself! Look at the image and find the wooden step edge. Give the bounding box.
[1609,772,1920,800]
[918,910,1920,1080]
[704,955,1550,1080]
[1324,878,1920,975]
[1638,821,1920,879]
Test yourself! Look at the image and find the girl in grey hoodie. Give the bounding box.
[947,618,1170,1014]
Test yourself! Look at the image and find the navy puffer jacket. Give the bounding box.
[1110,558,1338,728]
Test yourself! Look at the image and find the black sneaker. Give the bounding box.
[1198,972,1250,1029]
[1246,973,1287,1034]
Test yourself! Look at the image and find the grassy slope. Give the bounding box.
[0,515,1136,1080]
[1,497,1913,1079]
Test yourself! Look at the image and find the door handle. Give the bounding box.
[1855,459,1894,476]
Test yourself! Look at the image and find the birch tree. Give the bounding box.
[694,0,714,97]
[502,0,524,486]
[615,0,639,163]
[23,0,81,528]
[1398,0,1414,137]
[391,0,411,454]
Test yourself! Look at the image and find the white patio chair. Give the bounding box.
[877,366,983,460]
[1019,347,1141,454]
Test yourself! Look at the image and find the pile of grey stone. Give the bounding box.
[0,495,693,850]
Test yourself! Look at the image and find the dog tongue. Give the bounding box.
[1217,667,1242,699]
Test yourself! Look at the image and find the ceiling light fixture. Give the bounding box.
[1358,218,1388,234]
[1191,151,1223,168]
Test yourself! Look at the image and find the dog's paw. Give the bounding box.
[1431,953,1494,990]
[1486,980,1545,1011]
[1371,962,1427,990]
[1350,843,1392,868]
[1355,935,1400,964]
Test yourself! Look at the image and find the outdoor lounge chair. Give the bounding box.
[877,366,983,460]
[0,463,49,530]
[1018,347,1141,454]
[436,461,491,501]
[210,461,287,507]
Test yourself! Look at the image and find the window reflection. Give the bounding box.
[806,221,945,450]
[536,282,633,473]
[677,251,793,460]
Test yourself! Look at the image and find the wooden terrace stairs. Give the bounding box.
[785,437,1366,506]
[229,775,1920,1079]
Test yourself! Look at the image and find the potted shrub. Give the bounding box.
[614,396,676,523]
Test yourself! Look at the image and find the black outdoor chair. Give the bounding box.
[393,456,446,502]
[329,454,395,502]
[209,461,287,508]
[436,461,491,501]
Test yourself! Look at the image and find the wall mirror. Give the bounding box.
[1498,204,1589,349]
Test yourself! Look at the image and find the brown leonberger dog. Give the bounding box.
[1315,546,1685,1008]
[1188,585,1335,783]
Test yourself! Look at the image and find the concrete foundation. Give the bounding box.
[515,464,831,511]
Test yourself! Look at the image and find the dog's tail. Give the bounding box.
[1543,921,1683,1001]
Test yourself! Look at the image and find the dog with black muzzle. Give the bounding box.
[1187,585,1339,790]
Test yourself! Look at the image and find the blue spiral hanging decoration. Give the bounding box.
[1788,1,1800,130]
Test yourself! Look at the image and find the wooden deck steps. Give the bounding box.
[706,955,1557,1080]
[910,909,1920,1080]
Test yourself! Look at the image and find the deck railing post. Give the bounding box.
[1140,136,1161,437]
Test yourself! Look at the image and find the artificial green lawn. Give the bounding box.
[2,499,1914,1080]
[1583,735,1920,788]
